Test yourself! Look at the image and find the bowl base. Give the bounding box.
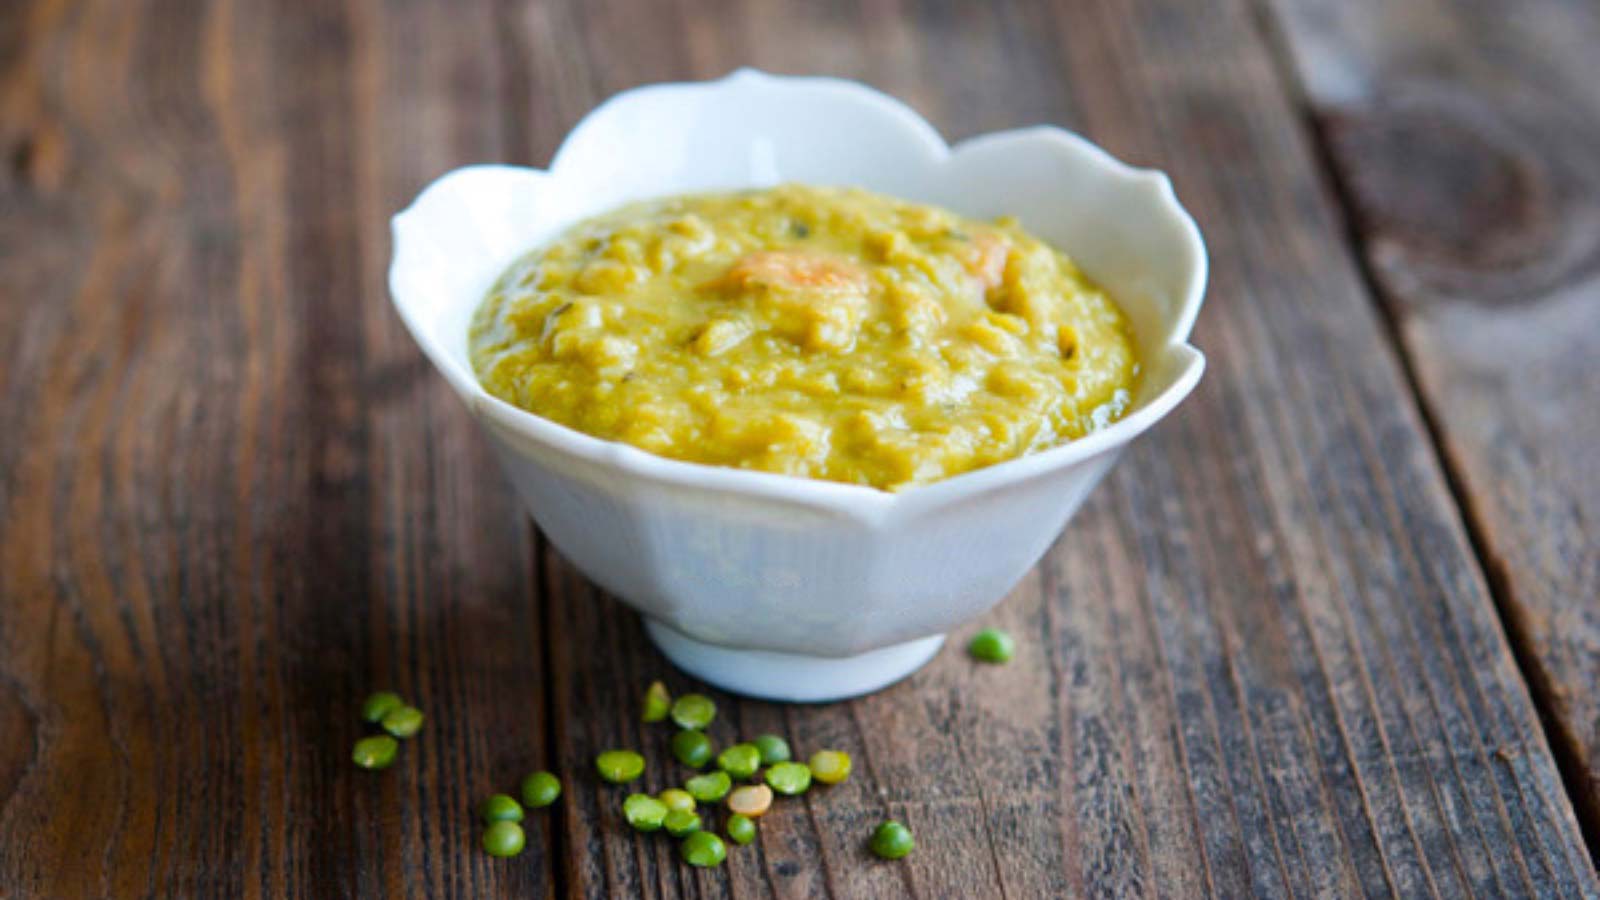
[643,619,945,703]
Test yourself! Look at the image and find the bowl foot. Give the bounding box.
[642,619,945,703]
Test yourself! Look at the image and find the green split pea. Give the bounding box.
[685,770,732,803]
[871,820,914,860]
[765,762,812,796]
[752,734,791,765]
[521,771,562,808]
[483,820,527,857]
[360,691,404,724]
[480,794,524,824]
[624,793,669,831]
[680,831,727,867]
[671,730,714,768]
[665,809,702,837]
[670,693,717,730]
[642,680,672,723]
[381,705,425,739]
[968,627,1015,663]
[717,743,761,779]
[726,813,757,846]
[352,735,398,770]
[596,750,646,784]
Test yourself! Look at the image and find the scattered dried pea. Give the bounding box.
[360,691,404,724]
[480,794,524,824]
[623,793,668,831]
[659,788,696,813]
[726,813,757,846]
[521,771,562,808]
[752,734,791,765]
[727,784,773,817]
[483,820,526,857]
[642,680,672,723]
[765,762,812,796]
[685,770,732,803]
[968,627,1015,663]
[717,743,761,779]
[670,693,717,730]
[870,820,914,860]
[352,735,398,770]
[380,705,425,739]
[596,749,646,784]
[809,750,852,784]
[671,730,715,768]
[665,808,702,837]
[681,831,727,867]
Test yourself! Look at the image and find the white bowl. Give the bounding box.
[389,70,1207,702]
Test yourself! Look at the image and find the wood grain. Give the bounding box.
[0,0,552,896]
[1265,0,1600,840]
[0,0,1594,897]
[526,0,1597,896]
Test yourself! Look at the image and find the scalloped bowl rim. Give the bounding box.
[389,69,1207,524]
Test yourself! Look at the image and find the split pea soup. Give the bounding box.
[469,185,1138,491]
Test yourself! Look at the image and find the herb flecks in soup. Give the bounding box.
[470,185,1137,491]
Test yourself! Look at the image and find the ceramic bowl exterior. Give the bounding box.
[389,70,1207,700]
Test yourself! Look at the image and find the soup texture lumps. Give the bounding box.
[470,185,1138,491]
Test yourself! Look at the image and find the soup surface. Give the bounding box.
[470,185,1138,490]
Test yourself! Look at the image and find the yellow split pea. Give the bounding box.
[470,185,1138,491]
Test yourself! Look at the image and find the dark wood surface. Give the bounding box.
[0,1,1594,897]
[1269,0,1600,839]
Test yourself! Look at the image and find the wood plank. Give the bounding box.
[0,0,1593,897]
[528,0,1596,896]
[0,0,553,896]
[1263,0,1600,842]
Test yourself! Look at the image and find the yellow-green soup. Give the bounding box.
[470,185,1138,491]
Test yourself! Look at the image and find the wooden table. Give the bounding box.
[3,0,1597,896]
